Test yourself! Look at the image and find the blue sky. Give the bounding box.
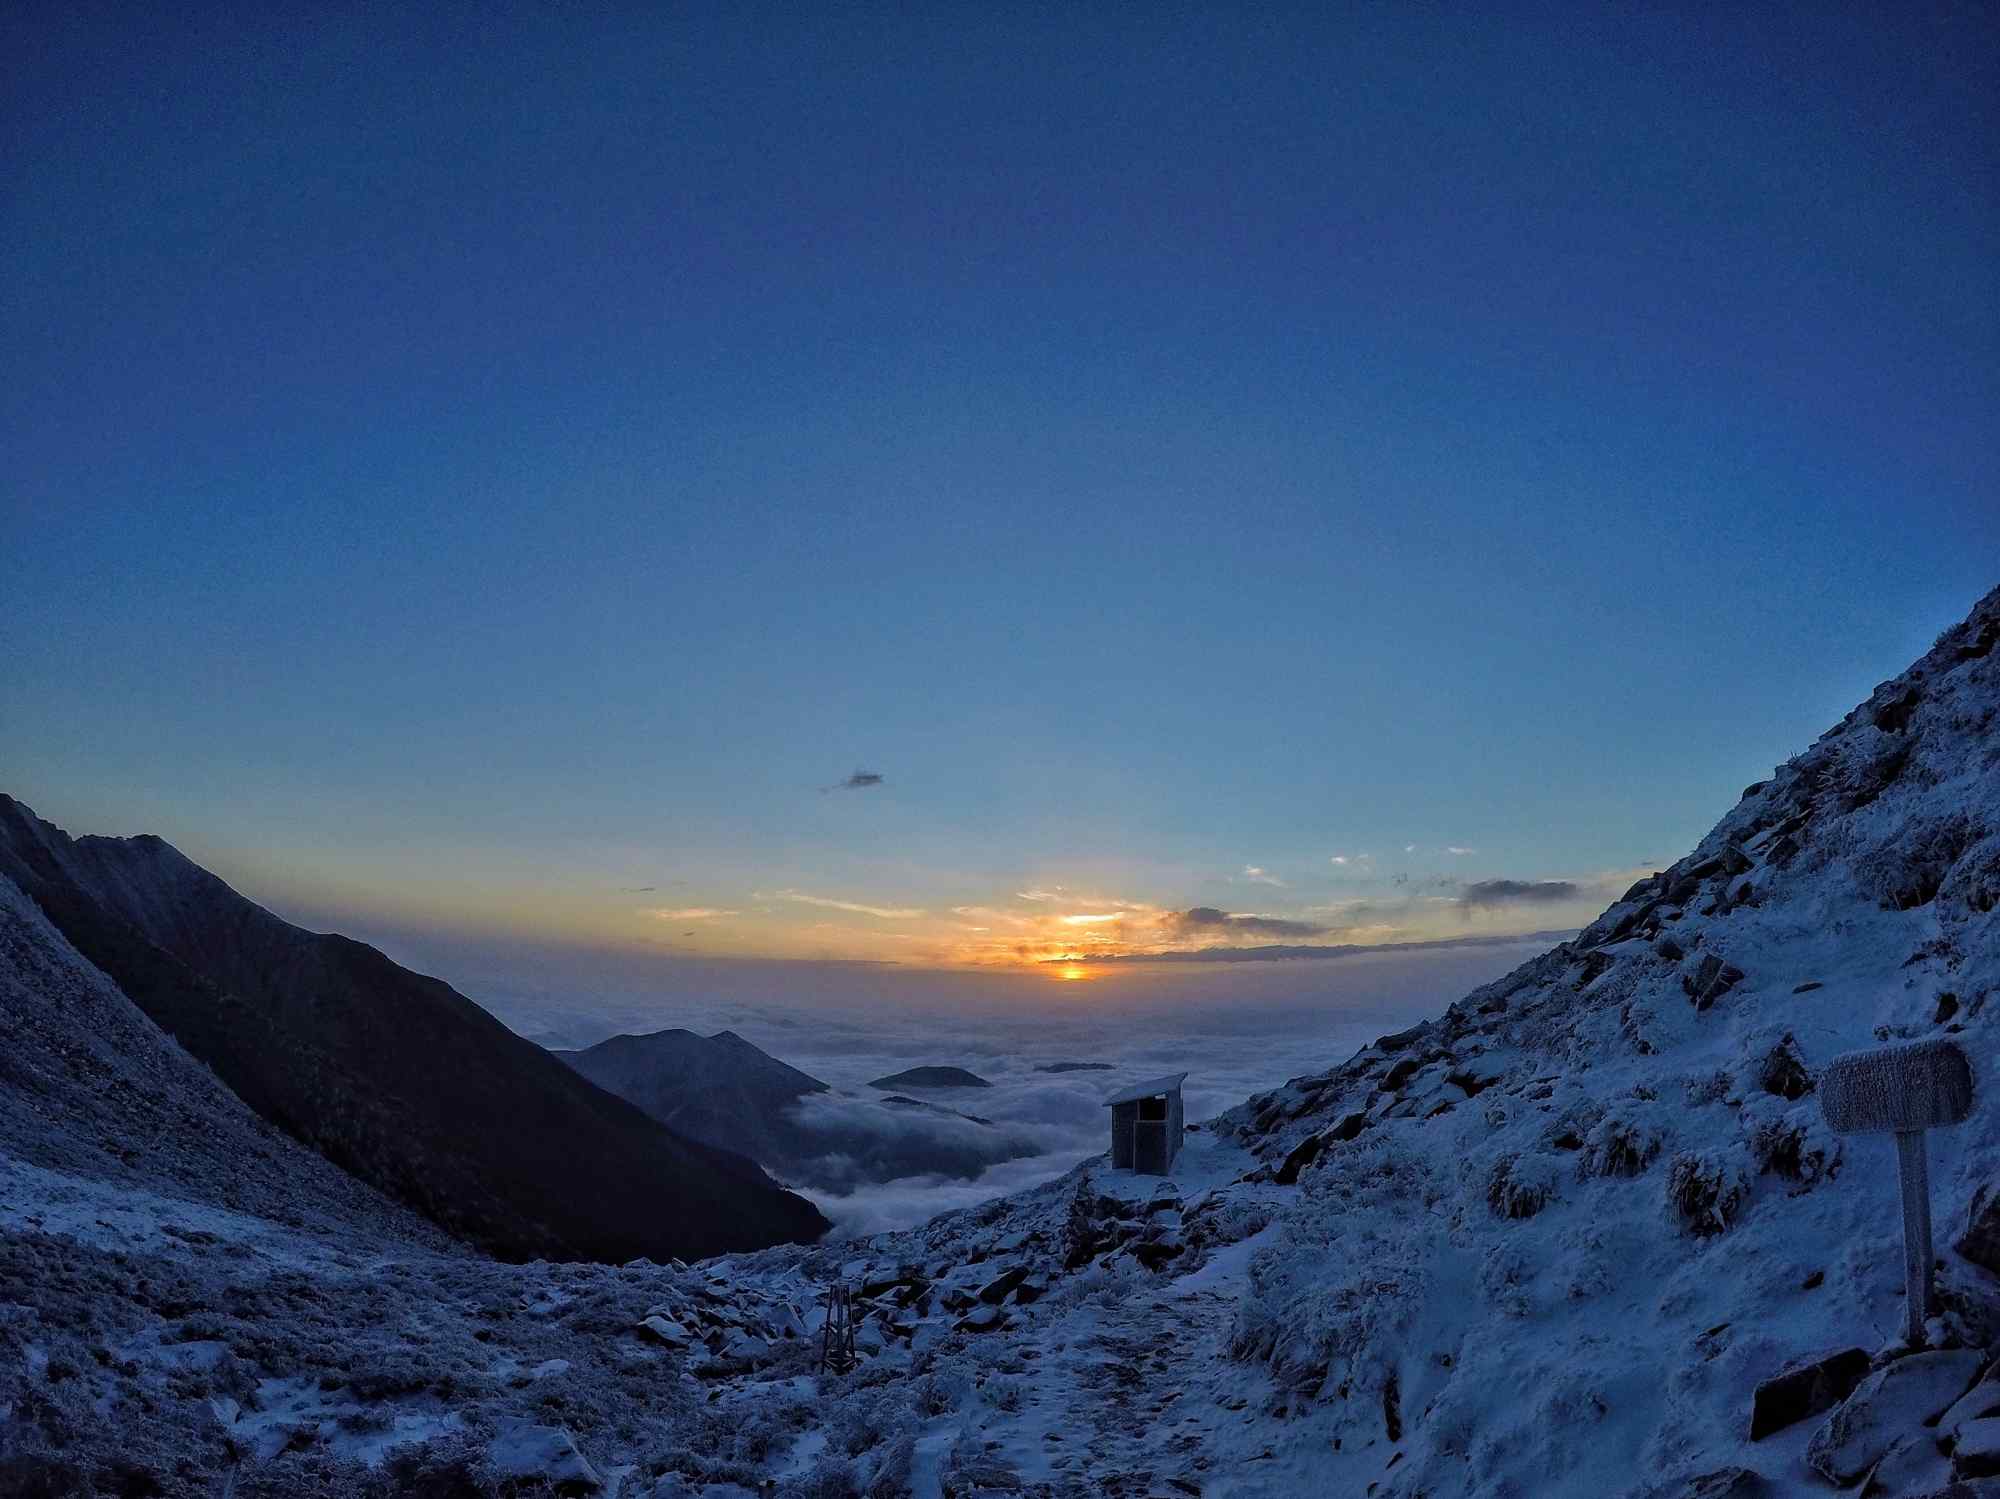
[5,4,1996,973]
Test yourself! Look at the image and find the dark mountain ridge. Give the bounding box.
[560,1029,1037,1191]
[868,1065,991,1089]
[0,798,828,1263]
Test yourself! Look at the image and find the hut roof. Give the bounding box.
[1102,1072,1189,1107]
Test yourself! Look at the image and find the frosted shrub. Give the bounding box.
[911,1368,968,1417]
[1743,1100,1840,1185]
[864,1433,915,1499]
[1666,1150,1750,1236]
[1186,1193,1274,1254]
[783,1455,862,1499]
[1938,832,2000,921]
[1575,1114,1663,1179]
[1487,1153,1560,1218]
[984,1374,1027,1413]
[1850,808,1981,910]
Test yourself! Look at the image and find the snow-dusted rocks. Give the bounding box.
[1804,1349,1984,1486]
[488,1420,602,1492]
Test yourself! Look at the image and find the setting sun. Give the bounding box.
[1054,964,1092,982]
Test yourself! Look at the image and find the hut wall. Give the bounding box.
[1110,1101,1137,1169]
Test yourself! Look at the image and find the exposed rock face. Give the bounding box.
[0,796,829,1263]
[1961,1185,2000,1276]
[1748,1346,1869,1440]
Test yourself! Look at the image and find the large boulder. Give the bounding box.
[488,1422,602,1494]
[1806,1350,1986,1486]
[1959,1419,2000,1479]
[1749,1347,1870,1440]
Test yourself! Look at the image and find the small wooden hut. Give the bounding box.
[1104,1072,1188,1175]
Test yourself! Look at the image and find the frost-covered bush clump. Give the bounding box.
[1665,1150,1751,1235]
[1742,1099,1840,1184]
[1847,807,1984,910]
[1574,1114,1663,1180]
[1487,1152,1561,1217]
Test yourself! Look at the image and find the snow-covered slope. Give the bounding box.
[1191,581,2000,1494]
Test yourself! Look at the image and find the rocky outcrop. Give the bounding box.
[1804,1349,1985,1486]
[1748,1346,1869,1440]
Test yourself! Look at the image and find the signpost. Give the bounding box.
[1819,1037,1975,1346]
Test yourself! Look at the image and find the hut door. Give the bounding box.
[1135,1094,1168,1174]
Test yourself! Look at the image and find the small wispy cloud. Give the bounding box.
[1016,888,1063,902]
[1240,865,1285,886]
[645,907,738,921]
[1446,846,1478,856]
[770,889,925,919]
[621,885,659,893]
[1058,912,1125,926]
[823,770,885,793]
[1329,853,1370,867]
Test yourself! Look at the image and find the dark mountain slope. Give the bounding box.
[556,1028,830,1166]
[0,869,450,1251]
[0,798,828,1263]
[559,1029,1039,1191]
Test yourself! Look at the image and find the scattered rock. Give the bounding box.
[1806,1349,1986,1486]
[636,1315,692,1347]
[1684,954,1747,1011]
[1940,1369,2000,1442]
[1957,1186,2000,1276]
[1275,1133,1326,1186]
[488,1421,602,1494]
[1792,980,1824,994]
[1754,1037,1814,1100]
[1750,1347,1870,1440]
[1676,1468,1762,1498]
[1376,1022,1430,1052]
[955,1304,1008,1333]
[977,1267,1029,1305]
[1958,1419,2000,1479]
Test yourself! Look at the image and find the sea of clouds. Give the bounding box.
[358,930,1561,1236]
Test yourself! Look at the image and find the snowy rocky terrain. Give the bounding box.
[3,584,1999,1497]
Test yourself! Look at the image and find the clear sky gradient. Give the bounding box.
[6,4,1996,975]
